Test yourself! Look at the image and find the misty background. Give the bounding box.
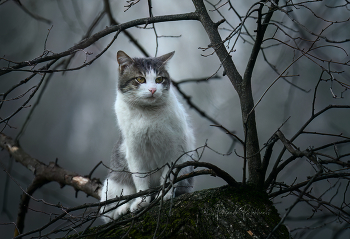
[0,0,349,238]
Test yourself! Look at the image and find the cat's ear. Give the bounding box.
[117,51,134,73]
[158,51,175,66]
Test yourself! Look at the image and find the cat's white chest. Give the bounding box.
[115,93,185,169]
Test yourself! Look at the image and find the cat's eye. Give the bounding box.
[135,77,146,84]
[155,77,164,84]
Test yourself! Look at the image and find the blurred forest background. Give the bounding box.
[0,0,349,238]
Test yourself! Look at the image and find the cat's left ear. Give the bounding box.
[158,51,175,66]
[117,51,134,73]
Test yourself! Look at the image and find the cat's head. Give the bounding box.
[116,51,174,107]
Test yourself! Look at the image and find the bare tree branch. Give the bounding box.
[0,133,102,199]
[0,12,199,76]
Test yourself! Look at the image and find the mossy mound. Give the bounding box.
[70,185,289,238]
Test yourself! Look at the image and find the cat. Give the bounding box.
[99,51,195,223]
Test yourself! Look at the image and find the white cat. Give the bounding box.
[100,51,195,223]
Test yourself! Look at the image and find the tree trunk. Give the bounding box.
[72,185,289,238]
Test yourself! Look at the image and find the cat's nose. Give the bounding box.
[149,88,156,95]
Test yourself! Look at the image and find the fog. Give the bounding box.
[1,1,349,238]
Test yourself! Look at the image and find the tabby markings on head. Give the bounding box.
[116,51,174,108]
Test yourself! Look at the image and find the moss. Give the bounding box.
[68,185,289,239]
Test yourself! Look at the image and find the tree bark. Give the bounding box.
[192,0,262,186]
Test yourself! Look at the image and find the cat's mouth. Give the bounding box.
[145,94,158,99]
[142,96,157,102]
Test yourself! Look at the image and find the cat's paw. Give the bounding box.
[162,191,173,201]
[130,197,150,212]
[100,202,130,222]
[113,202,130,218]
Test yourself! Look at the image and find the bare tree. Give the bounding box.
[1,0,349,238]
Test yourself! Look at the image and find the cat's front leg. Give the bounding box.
[99,177,135,222]
[160,166,174,201]
[130,194,151,212]
[129,174,151,212]
[128,161,151,212]
[159,161,193,200]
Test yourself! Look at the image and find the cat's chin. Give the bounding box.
[140,96,162,104]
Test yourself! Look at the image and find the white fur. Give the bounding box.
[116,85,194,187]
